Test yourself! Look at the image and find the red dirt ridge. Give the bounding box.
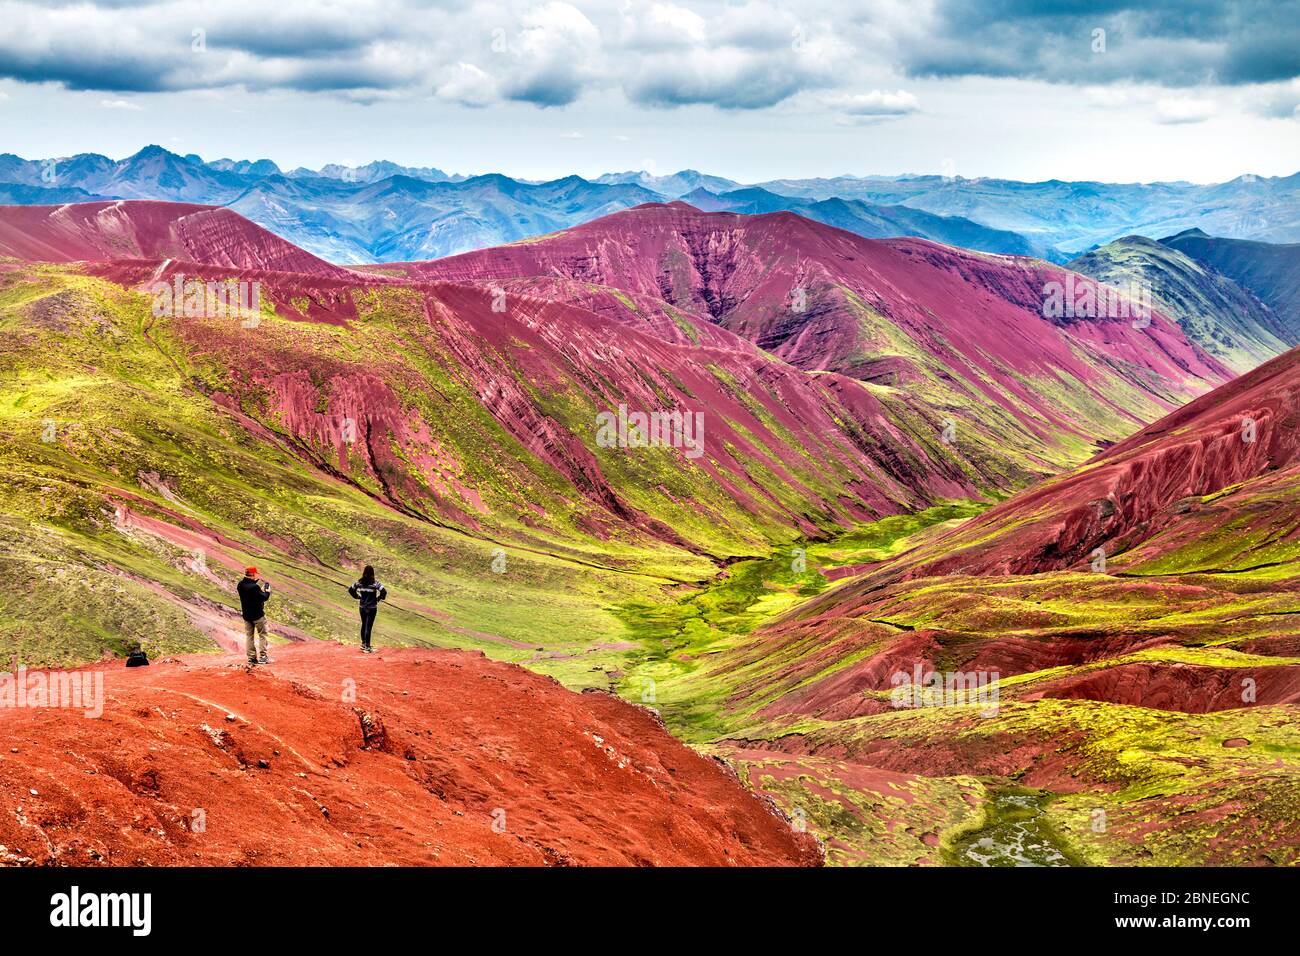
[0,644,820,866]
[0,200,353,278]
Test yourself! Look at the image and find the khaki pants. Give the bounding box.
[244,617,268,661]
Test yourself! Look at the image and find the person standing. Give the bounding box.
[237,567,272,665]
[347,565,387,654]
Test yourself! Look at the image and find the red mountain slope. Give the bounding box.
[406,202,1232,459]
[90,254,988,550]
[877,344,1300,578]
[0,643,820,866]
[714,345,1300,728]
[0,200,352,277]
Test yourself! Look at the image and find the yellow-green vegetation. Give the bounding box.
[840,286,1159,480]
[1068,235,1291,375]
[740,695,1300,866]
[611,488,1300,866]
[1,263,979,685]
[728,750,989,866]
[614,502,988,740]
[0,266,686,676]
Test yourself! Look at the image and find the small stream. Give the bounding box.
[950,790,1074,867]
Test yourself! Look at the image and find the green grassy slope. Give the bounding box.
[1069,235,1290,374]
[0,265,689,675]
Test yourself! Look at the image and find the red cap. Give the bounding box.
[244,566,258,576]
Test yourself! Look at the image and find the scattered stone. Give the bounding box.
[353,708,389,752]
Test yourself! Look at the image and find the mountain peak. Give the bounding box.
[129,144,176,161]
[1161,227,1212,243]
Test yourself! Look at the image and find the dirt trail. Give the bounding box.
[0,643,820,866]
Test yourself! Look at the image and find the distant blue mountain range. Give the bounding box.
[1,145,1296,265]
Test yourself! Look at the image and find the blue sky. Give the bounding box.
[1,0,1297,183]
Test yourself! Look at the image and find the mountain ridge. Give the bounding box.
[1068,234,1294,373]
[410,200,1232,477]
[7,146,1296,266]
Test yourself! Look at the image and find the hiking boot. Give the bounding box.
[247,658,258,666]
[258,654,271,664]
[362,645,374,654]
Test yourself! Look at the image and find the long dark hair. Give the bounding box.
[360,564,376,585]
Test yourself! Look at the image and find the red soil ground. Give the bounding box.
[0,644,820,867]
[1032,661,1300,713]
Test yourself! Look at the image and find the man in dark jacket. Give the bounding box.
[237,566,272,664]
[347,565,387,653]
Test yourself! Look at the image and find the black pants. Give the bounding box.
[359,607,377,647]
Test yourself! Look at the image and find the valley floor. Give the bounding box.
[609,505,1300,866]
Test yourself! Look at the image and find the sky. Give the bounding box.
[1,0,1298,184]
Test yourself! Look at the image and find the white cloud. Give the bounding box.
[496,2,602,107]
[100,98,142,110]
[435,63,498,108]
[618,2,845,109]
[828,89,920,119]
[1154,96,1217,125]
[1083,86,1132,108]
[619,2,707,51]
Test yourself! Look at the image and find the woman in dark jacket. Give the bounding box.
[347,565,387,653]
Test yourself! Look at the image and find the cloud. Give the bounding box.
[619,2,844,109]
[495,2,601,106]
[435,63,498,108]
[892,0,1300,88]
[0,0,852,111]
[100,97,143,110]
[0,0,1294,116]
[828,89,919,120]
[1245,78,1300,119]
[1154,95,1217,124]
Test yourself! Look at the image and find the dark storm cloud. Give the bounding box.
[898,0,1300,86]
